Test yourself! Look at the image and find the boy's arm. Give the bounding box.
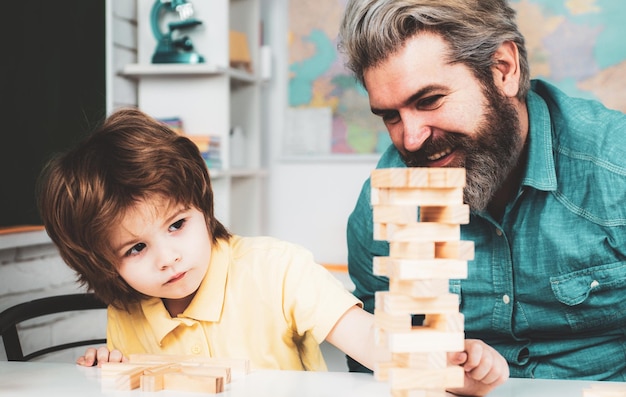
[325,307,509,396]
[325,305,377,370]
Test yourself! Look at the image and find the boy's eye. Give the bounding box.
[169,218,185,232]
[126,242,146,256]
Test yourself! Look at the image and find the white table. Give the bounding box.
[0,361,622,397]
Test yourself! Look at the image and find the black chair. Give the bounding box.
[0,293,107,361]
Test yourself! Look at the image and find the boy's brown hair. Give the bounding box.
[37,107,231,309]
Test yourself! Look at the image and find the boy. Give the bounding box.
[37,108,507,396]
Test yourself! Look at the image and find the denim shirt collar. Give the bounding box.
[522,87,558,192]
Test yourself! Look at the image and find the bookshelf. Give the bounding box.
[122,0,266,236]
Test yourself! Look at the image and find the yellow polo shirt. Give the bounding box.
[106,235,361,370]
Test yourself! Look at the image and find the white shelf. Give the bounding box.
[122,63,226,77]
[126,0,266,237]
[121,64,258,85]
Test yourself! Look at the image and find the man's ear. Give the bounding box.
[492,41,521,98]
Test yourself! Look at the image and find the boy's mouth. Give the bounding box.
[166,272,186,284]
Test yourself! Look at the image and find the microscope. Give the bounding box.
[150,0,205,64]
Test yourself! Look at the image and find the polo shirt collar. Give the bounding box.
[140,238,232,345]
[522,88,557,192]
[184,238,230,321]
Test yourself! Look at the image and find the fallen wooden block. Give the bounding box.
[128,353,250,373]
[582,382,626,397]
[100,354,244,393]
[112,365,150,391]
[162,372,224,394]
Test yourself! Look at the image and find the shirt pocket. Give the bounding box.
[550,261,626,332]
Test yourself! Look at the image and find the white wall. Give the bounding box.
[266,161,376,264]
[261,0,379,265]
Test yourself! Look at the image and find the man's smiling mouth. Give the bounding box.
[426,147,453,161]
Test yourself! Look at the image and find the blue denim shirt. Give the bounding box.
[346,80,626,380]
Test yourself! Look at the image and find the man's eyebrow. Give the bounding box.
[370,84,447,115]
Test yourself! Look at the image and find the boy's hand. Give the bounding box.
[76,346,127,367]
[446,339,509,396]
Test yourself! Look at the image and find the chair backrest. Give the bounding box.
[0,293,107,361]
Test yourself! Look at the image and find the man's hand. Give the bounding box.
[446,339,509,396]
[76,346,127,367]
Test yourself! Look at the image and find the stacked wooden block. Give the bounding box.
[371,167,474,397]
[100,353,250,394]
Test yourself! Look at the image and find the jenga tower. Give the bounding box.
[371,167,474,397]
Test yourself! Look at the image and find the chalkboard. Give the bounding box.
[0,1,106,228]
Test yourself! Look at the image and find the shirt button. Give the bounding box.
[191,345,202,355]
[502,294,511,304]
[590,280,600,288]
[495,228,503,237]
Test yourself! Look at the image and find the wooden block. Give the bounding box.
[374,360,395,381]
[162,372,224,394]
[382,329,464,353]
[374,205,419,224]
[434,241,474,260]
[371,168,409,187]
[140,364,183,392]
[128,353,250,374]
[113,366,149,390]
[392,351,447,370]
[374,223,460,242]
[140,373,165,392]
[419,205,469,224]
[389,241,436,260]
[376,292,459,316]
[372,168,466,189]
[371,187,464,206]
[424,313,465,332]
[406,168,466,188]
[443,168,466,188]
[374,204,468,225]
[389,279,450,298]
[391,389,449,397]
[582,383,626,397]
[373,257,468,280]
[100,362,148,379]
[375,309,413,332]
[181,364,232,384]
[389,365,465,390]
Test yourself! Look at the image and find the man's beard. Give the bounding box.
[400,85,524,211]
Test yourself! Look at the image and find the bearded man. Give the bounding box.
[339,0,626,381]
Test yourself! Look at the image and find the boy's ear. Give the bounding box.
[492,41,521,98]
